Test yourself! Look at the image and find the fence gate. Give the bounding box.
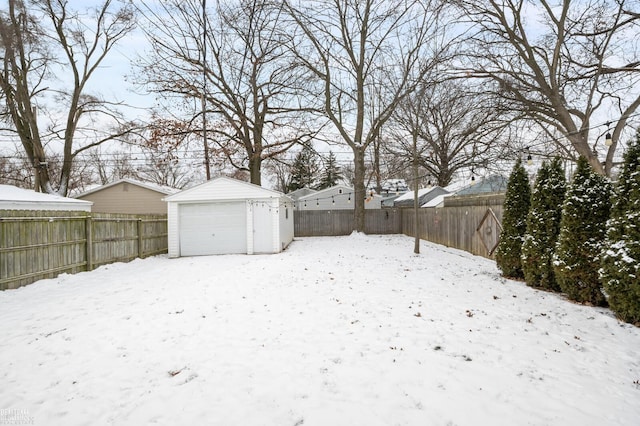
[476,208,503,256]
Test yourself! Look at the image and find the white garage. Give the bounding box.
[164,177,294,257]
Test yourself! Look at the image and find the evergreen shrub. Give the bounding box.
[600,130,640,324]
[521,158,566,291]
[495,158,531,279]
[554,157,611,306]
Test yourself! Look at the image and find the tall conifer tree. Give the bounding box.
[600,129,640,324]
[521,158,566,291]
[554,157,611,306]
[316,151,343,190]
[495,158,531,278]
[287,145,319,192]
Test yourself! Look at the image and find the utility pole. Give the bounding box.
[202,0,211,180]
[412,127,420,254]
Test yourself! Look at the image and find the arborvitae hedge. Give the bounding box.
[600,130,640,324]
[521,158,566,291]
[554,156,611,306]
[495,158,531,279]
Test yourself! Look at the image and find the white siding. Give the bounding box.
[167,202,180,258]
[165,177,292,257]
[251,199,278,254]
[296,186,382,210]
[246,201,254,254]
[279,201,294,250]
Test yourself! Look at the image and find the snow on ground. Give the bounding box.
[1,234,639,426]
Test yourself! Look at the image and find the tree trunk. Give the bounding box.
[571,135,605,175]
[249,153,262,185]
[373,128,382,194]
[353,147,366,233]
[413,130,420,254]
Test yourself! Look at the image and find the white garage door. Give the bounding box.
[179,202,247,256]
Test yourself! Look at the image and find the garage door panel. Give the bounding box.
[179,202,246,256]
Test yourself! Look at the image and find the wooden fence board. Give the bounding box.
[3,194,502,290]
[401,205,504,258]
[294,194,504,259]
[0,210,168,290]
[294,209,402,236]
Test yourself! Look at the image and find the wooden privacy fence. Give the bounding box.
[294,209,402,236]
[294,193,505,259]
[0,210,168,290]
[402,193,505,258]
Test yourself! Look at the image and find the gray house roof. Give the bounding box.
[75,178,179,198]
[393,186,449,208]
[454,175,508,196]
[286,187,317,200]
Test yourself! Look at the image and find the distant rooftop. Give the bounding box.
[74,178,180,198]
[453,175,508,196]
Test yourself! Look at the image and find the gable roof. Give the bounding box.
[0,184,92,211]
[394,186,447,202]
[75,178,179,198]
[287,187,317,200]
[298,184,358,200]
[453,174,508,196]
[394,186,449,207]
[164,176,287,202]
[422,193,451,208]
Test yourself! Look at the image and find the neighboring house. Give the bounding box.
[453,174,508,196]
[75,179,178,214]
[286,187,317,201]
[393,186,450,208]
[422,193,451,208]
[296,184,382,210]
[0,185,92,212]
[164,177,294,257]
[381,193,405,208]
[375,179,408,195]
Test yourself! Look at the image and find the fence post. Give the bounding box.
[137,218,144,258]
[85,216,93,271]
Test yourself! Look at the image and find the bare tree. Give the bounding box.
[263,155,293,193]
[389,80,508,187]
[86,149,139,186]
[454,0,640,176]
[284,0,448,231]
[134,116,198,189]
[0,0,137,195]
[136,0,316,186]
[0,149,32,188]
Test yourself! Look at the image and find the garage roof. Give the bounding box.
[164,176,287,202]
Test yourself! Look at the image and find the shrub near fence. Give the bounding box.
[0,210,168,290]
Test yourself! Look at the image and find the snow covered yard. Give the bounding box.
[1,234,639,426]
